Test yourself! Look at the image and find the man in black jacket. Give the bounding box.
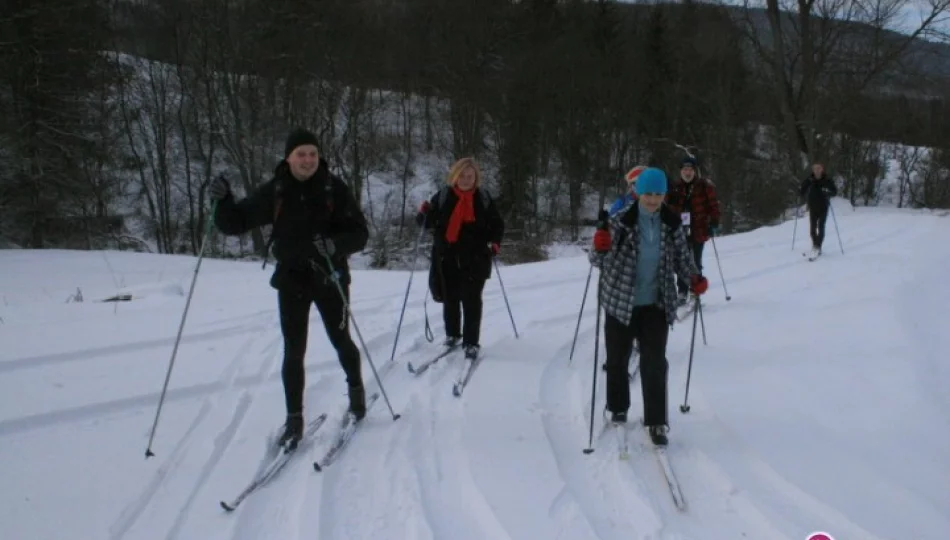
[800,162,838,257]
[208,128,369,450]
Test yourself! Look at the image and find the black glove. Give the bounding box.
[208,175,230,201]
[313,236,335,259]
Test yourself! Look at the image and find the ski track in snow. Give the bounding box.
[307,296,519,540]
[669,395,892,540]
[540,325,664,540]
[540,277,882,540]
[400,349,515,540]
[215,289,473,540]
[109,313,285,540]
[0,319,274,374]
[5,207,950,540]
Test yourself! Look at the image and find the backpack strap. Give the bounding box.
[261,180,284,269]
[261,177,338,269]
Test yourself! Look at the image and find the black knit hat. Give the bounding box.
[284,128,319,157]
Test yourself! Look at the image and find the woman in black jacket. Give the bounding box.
[207,128,369,451]
[416,157,504,361]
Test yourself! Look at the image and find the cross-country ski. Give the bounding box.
[407,343,459,375]
[312,392,380,472]
[219,413,327,512]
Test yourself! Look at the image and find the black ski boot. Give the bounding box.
[278,412,304,452]
[444,336,460,348]
[648,425,669,446]
[464,344,480,361]
[348,384,366,421]
[610,411,628,424]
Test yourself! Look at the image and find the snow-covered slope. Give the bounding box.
[2,200,948,540]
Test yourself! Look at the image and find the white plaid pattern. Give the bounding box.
[590,205,698,326]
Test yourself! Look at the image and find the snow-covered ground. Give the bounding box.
[2,199,948,540]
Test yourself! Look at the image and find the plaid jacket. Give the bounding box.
[589,204,698,326]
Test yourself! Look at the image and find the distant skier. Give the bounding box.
[608,165,647,217]
[799,162,838,258]
[664,156,720,305]
[208,128,370,451]
[416,157,505,362]
[590,167,708,446]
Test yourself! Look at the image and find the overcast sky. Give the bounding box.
[613,0,950,37]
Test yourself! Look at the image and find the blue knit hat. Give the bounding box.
[635,168,668,196]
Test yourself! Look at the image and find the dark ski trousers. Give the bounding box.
[809,204,829,249]
[677,239,705,294]
[441,258,487,346]
[278,284,362,416]
[604,306,669,427]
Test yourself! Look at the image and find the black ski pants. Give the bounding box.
[677,239,705,295]
[809,203,829,249]
[441,258,487,347]
[604,306,669,427]
[278,284,362,416]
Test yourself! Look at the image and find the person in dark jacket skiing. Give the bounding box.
[664,156,720,305]
[590,167,708,446]
[207,128,370,451]
[799,162,838,258]
[416,157,504,361]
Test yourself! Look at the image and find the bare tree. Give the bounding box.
[893,143,925,207]
[737,0,950,176]
[1,0,120,247]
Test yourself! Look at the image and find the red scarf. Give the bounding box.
[445,186,476,244]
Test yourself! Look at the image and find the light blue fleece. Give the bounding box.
[634,204,662,306]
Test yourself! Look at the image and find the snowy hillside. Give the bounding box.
[2,200,949,540]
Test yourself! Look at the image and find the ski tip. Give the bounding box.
[452,384,461,397]
[313,461,322,472]
[220,501,235,512]
[407,363,415,373]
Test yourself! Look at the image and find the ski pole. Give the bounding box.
[422,289,434,343]
[583,209,610,454]
[583,290,602,454]
[792,206,799,250]
[829,202,844,254]
[575,209,609,365]
[680,295,702,413]
[698,297,707,346]
[568,264,593,365]
[145,200,218,458]
[709,236,731,302]
[388,218,428,363]
[322,255,401,422]
[492,256,519,339]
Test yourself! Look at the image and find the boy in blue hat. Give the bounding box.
[590,167,708,446]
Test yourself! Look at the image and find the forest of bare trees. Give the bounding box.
[2,0,949,265]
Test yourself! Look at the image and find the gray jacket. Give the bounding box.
[589,203,699,326]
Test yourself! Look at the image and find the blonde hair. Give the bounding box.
[446,157,481,187]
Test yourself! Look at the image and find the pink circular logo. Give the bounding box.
[806,533,834,540]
